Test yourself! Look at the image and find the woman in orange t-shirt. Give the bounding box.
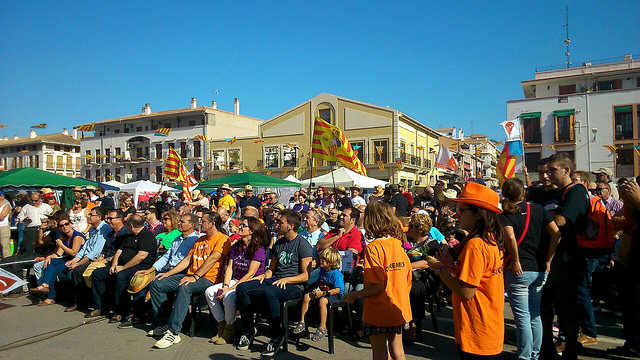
[344,201,412,360]
[427,182,505,359]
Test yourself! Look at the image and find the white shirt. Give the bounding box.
[17,203,53,228]
[351,195,366,207]
[0,200,11,227]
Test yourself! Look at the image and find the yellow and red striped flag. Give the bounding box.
[164,147,181,180]
[603,145,617,154]
[311,117,366,176]
[155,128,171,137]
[77,123,95,132]
[497,144,517,186]
[31,123,47,129]
[193,135,207,141]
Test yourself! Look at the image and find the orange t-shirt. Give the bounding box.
[362,236,412,327]
[187,231,230,283]
[453,236,504,356]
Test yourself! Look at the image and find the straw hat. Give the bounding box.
[373,185,384,197]
[351,184,361,191]
[336,186,347,194]
[593,167,613,177]
[40,187,53,195]
[85,185,97,191]
[128,270,156,294]
[245,185,253,191]
[73,186,83,192]
[220,184,233,191]
[263,188,274,194]
[450,182,502,214]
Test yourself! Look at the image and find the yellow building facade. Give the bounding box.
[208,93,441,187]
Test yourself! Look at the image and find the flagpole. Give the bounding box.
[308,117,314,205]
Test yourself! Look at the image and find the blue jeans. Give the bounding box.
[576,256,605,338]
[505,271,547,360]
[38,258,71,300]
[149,274,213,334]
[236,278,303,337]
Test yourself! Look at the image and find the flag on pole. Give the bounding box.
[500,119,522,141]
[193,135,207,141]
[505,140,524,156]
[311,117,367,176]
[603,145,617,154]
[154,128,171,137]
[435,145,458,172]
[31,123,47,129]
[497,144,517,185]
[164,147,181,180]
[77,123,95,132]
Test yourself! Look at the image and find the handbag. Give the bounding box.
[504,202,531,266]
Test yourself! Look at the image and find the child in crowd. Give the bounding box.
[293,248,345,342]
[344,200,412,360]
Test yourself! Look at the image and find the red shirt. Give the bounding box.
[324,226,364,254]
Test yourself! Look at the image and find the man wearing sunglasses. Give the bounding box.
[16,192,53,255]
[90,214,156,323]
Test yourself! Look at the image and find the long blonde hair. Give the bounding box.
[364,201,405,242]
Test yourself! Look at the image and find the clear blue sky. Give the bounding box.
[1,1,638,141]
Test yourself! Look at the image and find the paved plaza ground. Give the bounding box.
[0,294,631,360]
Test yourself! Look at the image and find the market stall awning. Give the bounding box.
[197,172,301,189]
[300,167,388,188]
[0,168,109,190]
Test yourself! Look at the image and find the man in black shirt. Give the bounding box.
[335,186,352,212]
[540,153,589,360]
[89,214,156,323]
[389,184,409,217]
[95,187,115,210]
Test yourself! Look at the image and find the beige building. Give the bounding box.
[0,129,82,177]
[79,98,263,182]
[208,93,442,187]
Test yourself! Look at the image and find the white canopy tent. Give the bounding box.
[283,175,301,183]
[116,180,170,207]
[300,167,388,189]
[104,180,125,188]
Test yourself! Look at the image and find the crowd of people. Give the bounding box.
[0,154,639,359]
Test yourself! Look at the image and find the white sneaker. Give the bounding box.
[147,325,168,337]
[154,331,181,349]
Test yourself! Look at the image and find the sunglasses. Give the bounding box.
[162,217,171,221]
[58,222,71,228]
[106,216,121,221]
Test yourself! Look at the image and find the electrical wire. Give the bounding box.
[0,316,106,352]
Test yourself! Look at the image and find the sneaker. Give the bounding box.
[147,325,168,337]
[118,315,134,329]
[154,331,181,349]
[577,334,598,346]
[261,337,284,357]
[310,328,328,342]
[292,321,306,335]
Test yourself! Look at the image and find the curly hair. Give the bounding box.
[408,213,432,237]
[161,209,180,232]
[364,200,405,242]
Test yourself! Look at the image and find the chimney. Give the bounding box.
[142,103,151,115]
[29,129,37,138]
[13,135,19,140]
[211,100,217,109]
[191,97,197,109]
[234,97,239,115]
[624,54,632,62]
[62,128,69,136]
[72,128,78,139]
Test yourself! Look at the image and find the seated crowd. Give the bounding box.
[9,158,640,359]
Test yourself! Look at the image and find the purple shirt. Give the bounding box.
[229,244,267,280]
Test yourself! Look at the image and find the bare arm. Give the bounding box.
[439,270,477,300]
[192,251,222,279]
[230,260,262,289]
[120,251,149,271]
[274,257,312,285]
[316,230,343,250]
[553,214,567,227]
[503,226,522,274]
[411,260,429,270]
[0,204,10,221]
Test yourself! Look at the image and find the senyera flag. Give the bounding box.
[497,144,517,185]
[311,117,367,176]
[435,145,458,172]
[164,147,198,203]
[163,147,181,181]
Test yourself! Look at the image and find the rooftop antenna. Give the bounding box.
[563,3,571,68]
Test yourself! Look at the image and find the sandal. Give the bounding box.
[310,328,328,342]
[292,321,306,335]
[30,285,49,294]
[38,299,55,306]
